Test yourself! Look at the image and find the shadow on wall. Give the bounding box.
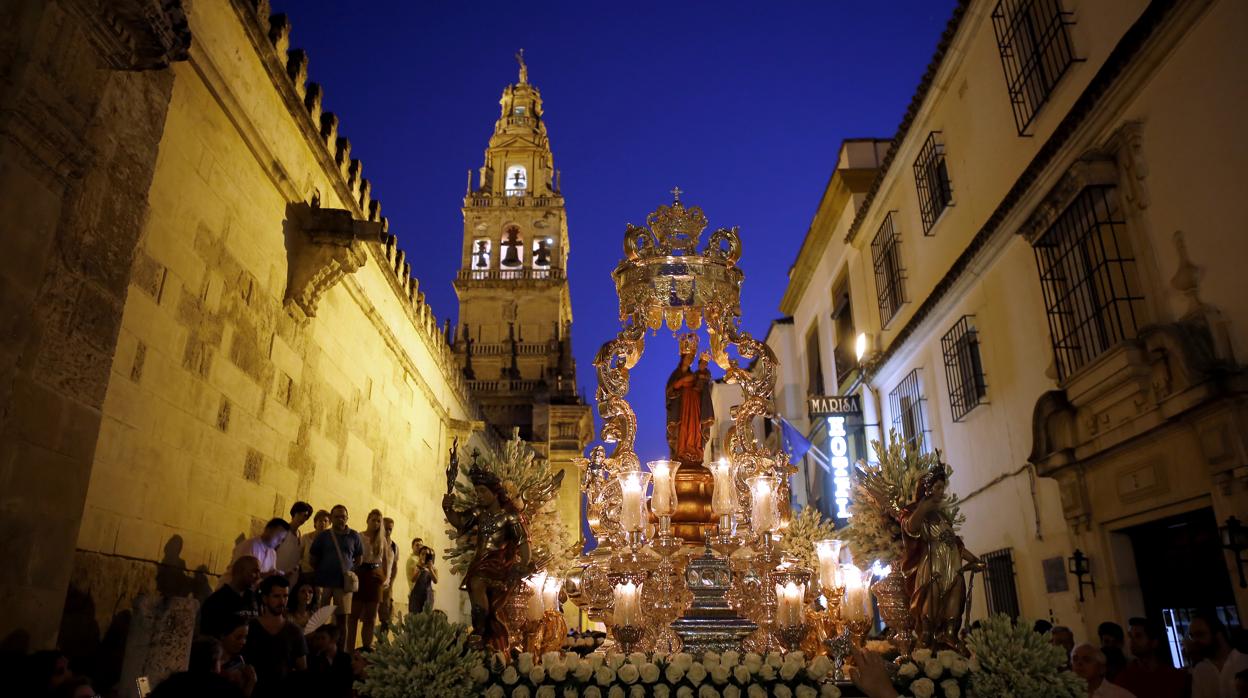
[56,535,216,693]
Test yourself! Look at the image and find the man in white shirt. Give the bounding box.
[275,501,313,585]
[1072,643,1136,698]
[1189,612,1248,698]
[228,518,290,582]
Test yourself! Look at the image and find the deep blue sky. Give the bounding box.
[277,1,957,460]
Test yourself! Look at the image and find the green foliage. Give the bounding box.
[781,505,838,571]
[358,611,486,698]
[966,615,1087,698]
[443,430,570,576]
[839,430,963,565]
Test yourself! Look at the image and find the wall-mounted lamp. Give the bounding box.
[855,332,870,363]
[1220,516,1248,588]
[1067,549,1095,602]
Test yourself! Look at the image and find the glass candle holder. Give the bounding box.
[710,458,738,518]
[774,579,807,627]
[613,580,642,626]
[748,474,781,535]
[542,575,562,614]
[647,459,680,518]
[526,572,548,621]
[815,539,844,592]
[840,564,872,622]
[619,471,652,533]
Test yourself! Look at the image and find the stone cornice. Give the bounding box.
[64,0,192,70]
[779,167,877,316]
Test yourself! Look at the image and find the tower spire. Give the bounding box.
[515,48,528,84]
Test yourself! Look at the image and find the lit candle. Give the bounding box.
[614,581,639,626]
[815,539,843,592]
[749,475,777,534]
[782,580,804,626]
[620,474,643,532]
[775,583,789,625]
[650,460,675,516]
[526,573,547,621]
[841,564,870,621]
[710,458,737,516]
[542,576,562,614]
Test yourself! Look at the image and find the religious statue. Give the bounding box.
[897,465,984,649]
[665,333,714,464]
[442,462,532,651]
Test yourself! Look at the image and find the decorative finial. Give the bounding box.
[516,48,528,84]
[670,185,683,203]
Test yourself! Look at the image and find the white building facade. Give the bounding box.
[771,0,1248,655]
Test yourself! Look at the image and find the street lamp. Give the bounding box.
[1220,516,1248,588]
[1067,549,1095,602]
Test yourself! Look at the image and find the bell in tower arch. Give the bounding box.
[500,227,523,268]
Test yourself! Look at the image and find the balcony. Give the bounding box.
[456,268,564,282]
[466,194,561,209]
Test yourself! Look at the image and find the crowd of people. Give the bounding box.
[163,500,439,697]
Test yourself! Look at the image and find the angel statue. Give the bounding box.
[898,465,984,649]
[442,463,532,651]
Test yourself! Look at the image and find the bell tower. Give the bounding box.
[453,52,592,526]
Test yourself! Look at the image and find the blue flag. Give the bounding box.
[778,416,815,462]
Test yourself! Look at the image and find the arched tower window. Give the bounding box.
[531,237,553,270]
[471,238,491,274]
[500,226,524,269]
[505,165,528,196]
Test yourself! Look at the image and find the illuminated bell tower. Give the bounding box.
[453,51,591,533]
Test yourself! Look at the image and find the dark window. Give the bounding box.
[871,212,907,327]
[941,316,987,422]
[913,132,953,234]
[889,369,928,451]
[982,548,1022,619]
[991,0,1078,135]
[1032,186,1143,380]
[805,326,824,396]
[831,280,855,385]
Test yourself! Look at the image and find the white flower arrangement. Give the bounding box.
[357,610,485,698]
[964,615,1087,698]
[482,649,843,697]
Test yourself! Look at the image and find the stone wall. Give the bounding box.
[0,0,482,678]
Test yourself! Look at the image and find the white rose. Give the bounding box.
[819,684,842,698]
[618,663,640,684]
[710,664,731,684]
[573,660,594,682]
[911,677,935,698]
[628,652,647,666]
[747,686,767,698]
[723,687,741,698]
[703,651,721,665]
[518,653,535,674]
[779,661,800,681]
[654,686,670,698]
[677,688,694,698]
[470,664,489,683]
[897,661,919,679]
[608,687,625,698]
[766,652,784,668]
[548,662,569,681]
[543,651,563,667]
[796,687,817,698]
[743,653,763,673]
[937,650,958,669]
[485,686,505,698]
[732,665,751,684]
[630,687,646,698]
[665,663,686,684]
[940,679,961,698]
[698,687,720,698]
[537,688,556,698]
[584,688,602,698]
[911,648,933,663]
[596,666,617,686]
[923,659,943,680]
[514,687,531,698]
[528,666,546,684]
[608,652,626,670]
[501,666,519,685]
[808,655,834,680]
[640,663,661,683]
[722,651,740,667]
[589,654,605,670]
[758,664,776,681]
[773,686,792,698]
[950,658,968,677]
[687,662,708,686]
[674,653,695,671]
[788,650,806,664]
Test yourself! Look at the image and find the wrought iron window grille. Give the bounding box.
[889,368,929,451]
[1032,185,1143,381]
[983,548,1022,619]
[941,315,987,422]
[871,211,907,327]
[914,132,953,235]
[991,0,1080,135]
